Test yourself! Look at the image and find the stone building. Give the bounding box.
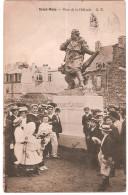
[87,36,126,107]
[4,63,67,102]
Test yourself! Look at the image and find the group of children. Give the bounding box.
[4,103,62,177]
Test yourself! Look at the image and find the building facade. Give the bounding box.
[87,36,126,107]
[4,63,67,101]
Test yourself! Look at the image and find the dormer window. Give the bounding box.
[96,62,106,70]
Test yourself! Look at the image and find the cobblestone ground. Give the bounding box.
[6,147,126,193]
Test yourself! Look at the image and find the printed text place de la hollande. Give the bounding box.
[39,8,104,12]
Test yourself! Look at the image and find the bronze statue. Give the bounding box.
[59,29,99,89]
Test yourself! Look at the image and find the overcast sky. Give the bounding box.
[4,1,126,69]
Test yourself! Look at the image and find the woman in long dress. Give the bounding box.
[14,118,25,165]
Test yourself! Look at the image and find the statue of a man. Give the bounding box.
[59,29,95,89]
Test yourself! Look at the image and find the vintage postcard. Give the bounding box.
[3,0,126,192]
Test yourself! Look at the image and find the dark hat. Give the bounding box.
[91,117,98,123]
[91,109,102,115]
[55,107,61,113]
[108,105,116,109]
[100,124,112,132]
[84,107,90,111]
[109,111,119,120]
[11,106,19,111]
[47,102,57,108]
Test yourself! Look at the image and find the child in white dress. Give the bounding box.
[21,122,47,173]
[37,115,52,170]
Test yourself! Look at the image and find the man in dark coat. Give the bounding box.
[52,108,62,139]
[7,105,19,121]
[4,106,19,177]
[120,108,126,175]
[26,104,41,134]
[87,118,102,169]
[82,107,92,135]
[104,115,120,176]
[98,125,113,191]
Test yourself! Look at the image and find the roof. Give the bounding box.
[5,69,23,74]
[42,82,66,94]
[86,45,113,72]
[48,69,58,72]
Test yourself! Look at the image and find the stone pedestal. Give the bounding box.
[53,88,103,149]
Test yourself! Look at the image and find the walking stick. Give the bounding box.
[22,137,28,172]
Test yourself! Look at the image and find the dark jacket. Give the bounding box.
[87,125,103,153]
[110,124,119,144]
[4,119,15,145]
[6,114,17,121]
[120,120,126,160]
[82,114,92,135]
[120,120,126,146]
[48,115,53,125]
[52,115,62,133]
[109,124,120,158]
[90,125,103,140]
[101,135,113,160]
[26,113,41,133]
[5,115,17,144]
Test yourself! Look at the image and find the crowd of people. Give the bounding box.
[82,105,126,191]
[4,102,126,191]
[4,103,63,177]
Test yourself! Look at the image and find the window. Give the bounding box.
[4,74,10,83]
[7,75,10,83]
[10,74,16,82]
[48,73,52,82]
[102,63,106,69]
[6,88,9,94]
[17,73,22,82]
[96,62,106,70]
[96,75,101,87]
[4,74,7,83]
[36,73,43,81]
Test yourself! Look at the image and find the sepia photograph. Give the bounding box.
[3,0,126,192]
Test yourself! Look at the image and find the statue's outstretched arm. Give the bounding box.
[81,40,95,55]
[82,51,99,72]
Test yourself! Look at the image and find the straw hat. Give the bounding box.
[19,107,28,112]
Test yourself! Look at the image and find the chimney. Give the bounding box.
[42,64,48,82]
[95,41,101,51]
[118,36,126,48]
